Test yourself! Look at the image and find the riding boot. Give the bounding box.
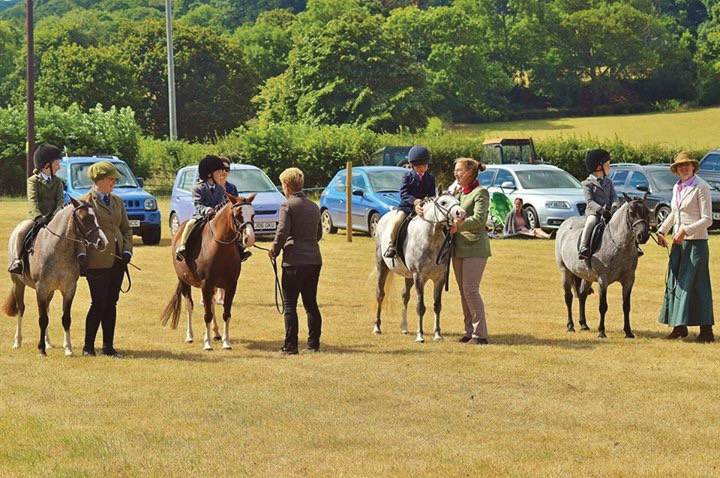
[696,325,715,343]
[8,259,23,275]
[578,215,597,260]
[664,325,688,340]
[175,218,196,261]
[384,211,406,258]
[241,250,252,262]
[384,244,397,258]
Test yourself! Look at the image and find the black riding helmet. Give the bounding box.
[33,144,62,172]
[407,145,431,166]
[198,155,226,180]
[585,149,610,174]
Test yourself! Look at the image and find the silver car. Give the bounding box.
[479,164,587,230]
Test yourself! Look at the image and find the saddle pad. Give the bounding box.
[395,213,414,264]
[576,220,605,256]
[187,217,208,250]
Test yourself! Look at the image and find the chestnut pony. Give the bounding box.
[161,194,256,350]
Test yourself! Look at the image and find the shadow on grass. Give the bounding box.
[121,348,225,362]
[489,333,607,349]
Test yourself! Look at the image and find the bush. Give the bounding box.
[0,103,142,195]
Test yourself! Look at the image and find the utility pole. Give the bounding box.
[25,0,34,177]
[165,0,177,140]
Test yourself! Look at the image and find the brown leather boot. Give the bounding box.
[696,325,715,343]
[664,326,688,339]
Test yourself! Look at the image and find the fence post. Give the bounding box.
[346,161,352,242]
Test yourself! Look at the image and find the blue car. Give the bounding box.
[319,166,407,237]
[169,164,285,237]
[58,156,162,245]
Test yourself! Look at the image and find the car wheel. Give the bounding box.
[656,205,670,230]
[170,212,180,237]
[321,209,337,234]
[524,205,540,230]
[368,212,380,238]
[142,228,161,245]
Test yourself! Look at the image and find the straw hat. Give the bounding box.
[670,151,699,175]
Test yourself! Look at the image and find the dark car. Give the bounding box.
[372,147,412,167]
[609,163,720,230]
[697,149,720,190]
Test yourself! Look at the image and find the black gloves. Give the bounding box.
[122,252,132,265]
[601,208,612,222]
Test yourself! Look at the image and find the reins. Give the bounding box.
[208,202,254,246]
[42,204,100,248]
[252,243,284,315]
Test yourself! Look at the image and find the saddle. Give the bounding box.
[394,213,415,265]
[20,217,49,267]
[186,217,209,250]
[577,219,606,260]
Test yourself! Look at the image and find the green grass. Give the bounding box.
[1,198,720,477]
[452,106,720,150]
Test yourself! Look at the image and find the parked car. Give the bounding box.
[697,149,720,190]
[58,155,162,245]
[169,164,284,237]
[372,146,412,167]
[476,164,586,230]
[481,138,541,164]
[319,166,407,236]
[610,162,720,229]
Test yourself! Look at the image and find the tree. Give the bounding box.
[233,9,296,82]
[387,5,513,121]
[257,1,433,132]
[695,0,720,103]
[121,20,258,139]
[36,43,141,112]
[0,20,20,104]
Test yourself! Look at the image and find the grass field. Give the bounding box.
[1,198,720,477]
[452,106,720,150]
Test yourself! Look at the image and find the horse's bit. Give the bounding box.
[209,202,255,246]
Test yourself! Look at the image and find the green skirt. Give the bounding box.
[659,240,714,327]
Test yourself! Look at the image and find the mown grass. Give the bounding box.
[1,198,720,477]
[452,106,720,150]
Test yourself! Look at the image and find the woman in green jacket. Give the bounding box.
[450,157,491,345]
[8,144,65,275]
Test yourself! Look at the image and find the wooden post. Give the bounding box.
[346,161,352,242]
[26,0,34,178]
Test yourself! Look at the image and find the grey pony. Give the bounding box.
[4,199,107,355]
[555,195,650,338]
[373,193,466,342]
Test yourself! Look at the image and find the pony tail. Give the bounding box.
[160,281,183,329]
[3,292,18,317]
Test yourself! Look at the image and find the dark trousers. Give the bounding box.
[282,264,322,349]
[84,259,125,350]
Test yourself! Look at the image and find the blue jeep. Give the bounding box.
[57,156,162,245]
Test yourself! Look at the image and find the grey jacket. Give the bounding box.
[503,209,530,235]
[582,175,619,216]
[191,182,226,218]
[271,192,323,267]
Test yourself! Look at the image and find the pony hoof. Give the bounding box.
[222,344,232,350]
[373,328,382,335]
[401,330,409,335]
[45,343,53,349]
[597,333,607,339]
[204,345,213,351]
[64,348,74,357]
[37,350,47,357]
[580,325,590,331]
[625,333,635,339]
[416,337,425,343]
[567,327,575,333]
[185,338,193,343]
[433,335,443,341]
[12,343,21,349]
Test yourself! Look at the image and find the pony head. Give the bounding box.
[623,192,651,245]
[424,193,466,225]
[228,193,256,249]
[70,198,107,251]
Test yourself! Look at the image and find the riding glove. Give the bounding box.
[122,252,132,265]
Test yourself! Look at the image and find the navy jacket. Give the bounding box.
[399,170,436,213]
[191,182,226,218]
[224,181,238,197]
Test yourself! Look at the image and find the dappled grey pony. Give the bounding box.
[374,193,466,342]
[4,199,107,355]
[555,195,650,338]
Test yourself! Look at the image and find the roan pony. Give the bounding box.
[555,195,650,338]
[160,195,256,350]
[373,193,466,342]
[4,199,107,355]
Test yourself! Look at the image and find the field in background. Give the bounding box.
[452,106,720,150]
[1,198,720,476]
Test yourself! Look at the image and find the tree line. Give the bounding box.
[0,0,719,140]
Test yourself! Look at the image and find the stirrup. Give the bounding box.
[241,250,252,263]
[175,246,186,262]
[8,260,23,275]
[384,246,397,258]
[578,248,590,261]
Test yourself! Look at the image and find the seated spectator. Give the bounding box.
[503,198,551,239]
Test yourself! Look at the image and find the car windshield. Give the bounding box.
[228,169,278,193]
[515,169,581,189]
[649,170,678,190]
[366,170,406,192]
[70,162,138,189]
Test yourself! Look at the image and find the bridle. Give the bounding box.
[44,204,102,247]
[417,195,464,227]
[209,201,255,247]
[607,201,649,249]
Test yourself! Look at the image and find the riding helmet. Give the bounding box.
[407,145,431,166]
[584,149,610,173]
[87,161,121,182]
[33,144,62,171]
[198,155,226,180]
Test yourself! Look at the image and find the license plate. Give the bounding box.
[713,213,720,220]
[255,222,276,230]
[129,220,141,227]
